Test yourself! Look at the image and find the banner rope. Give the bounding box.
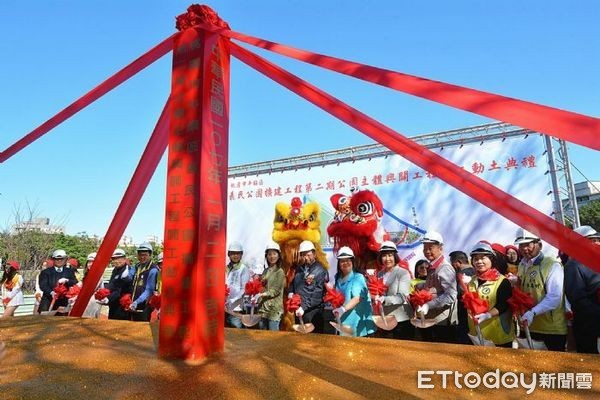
[229,41,600,272]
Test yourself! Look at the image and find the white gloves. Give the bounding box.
[461,275,472,285]
[288,292,294,299]
[416,303,429,315]
[50,291,56,298]
[522,310,536,326]
[58,278,68,284]
[130,301,138,311]
[295,306,304,317]
[120,266,130,279]
[474,312,492,324]
[375,295,385,304]
[333,306,346,317]
[96,298,109,305]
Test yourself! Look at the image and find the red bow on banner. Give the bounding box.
[244,277,264,296]
[324,286,345,308]
[285,294,302,313]
[148,293,161,309]
[66,285,81,299]
[462,291,489,321]
[119,293,133,310]
[507,286,535,316]
[94,288,111,301]
[52,283,68,300]
[367,275,388,297]
[408,289,433,309]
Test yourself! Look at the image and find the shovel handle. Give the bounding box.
[379,303,389,329]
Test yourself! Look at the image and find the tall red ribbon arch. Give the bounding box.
[1,5,598,362]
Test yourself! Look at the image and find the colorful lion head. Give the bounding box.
[327,188,390,270]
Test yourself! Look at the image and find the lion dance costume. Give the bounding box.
[272,196,329,330]
[327,188,390,272]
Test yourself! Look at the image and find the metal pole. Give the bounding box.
[559,139,581,227]
[544,135,565,224]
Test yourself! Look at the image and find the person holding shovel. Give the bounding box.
[515,228,567,351]
[1,260,24,317]
[375,241,413,340]
[289,240,329,333]
[257,241,285,331]
[38,249,78,315]
[415,231,458,343]
[333,247,376,337]
[465,242,514,347]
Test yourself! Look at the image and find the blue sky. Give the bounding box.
[1,1,598,243]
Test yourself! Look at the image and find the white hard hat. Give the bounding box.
[157,252,164,263]
[112,248,127,258]
[299,240,315,253]
[87,252,97,261]
[265,241,281,252]
[336,246,355,259]
[469,241,495,257]
[422,231,444,245]
[514,228,540,245]
[137,242,153,253]
[379,241,398,253]
[52,249,67,259]
[227,241,244,252]
[573,225,600,239]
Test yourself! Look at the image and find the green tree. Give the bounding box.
[579,199,600,231]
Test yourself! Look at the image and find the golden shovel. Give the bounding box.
[373,302,397,330]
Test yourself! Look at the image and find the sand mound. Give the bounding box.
[0,316,598,399]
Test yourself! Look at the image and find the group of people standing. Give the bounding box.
[1,243,163,322]
[224,225,600,355]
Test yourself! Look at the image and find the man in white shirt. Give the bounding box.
[516,228,567,351]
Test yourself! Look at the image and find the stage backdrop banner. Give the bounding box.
[227,134,554,275]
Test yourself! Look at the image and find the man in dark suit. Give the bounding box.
[38,249,78,314]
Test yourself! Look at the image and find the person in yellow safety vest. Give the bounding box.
[466,242,515,347]
[155,252,163,294]
[515,228,567,351]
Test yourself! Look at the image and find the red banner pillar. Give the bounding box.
[159,24,229,362]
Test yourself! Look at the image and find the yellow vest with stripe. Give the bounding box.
[467,275,515,345]
[518,254,567,335]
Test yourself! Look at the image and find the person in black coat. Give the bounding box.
[100,248,133,320]
[289,240,329,333]
[564,225,600,354]
[38,249,78,314]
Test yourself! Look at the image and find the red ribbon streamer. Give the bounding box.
[409,289,433,308]
[285,293,302,312]
[66,285,81,299]
[70,99,170,317]
[367,275,387,297]
[148,294,161,309]
[462,291,489,316]
[119,293,133,310]
[507,287,535,316]
[0,34,175,163]
[53,283,68,300]
[244,277,264,296]
[324,286,345,308]
[228,41,600,272]
[220,28,600,151]
[94,288,111,301]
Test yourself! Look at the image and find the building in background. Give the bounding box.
[574,181,600,207]
[11,217,65,234]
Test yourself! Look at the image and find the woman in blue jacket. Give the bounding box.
[333,246,376,337]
